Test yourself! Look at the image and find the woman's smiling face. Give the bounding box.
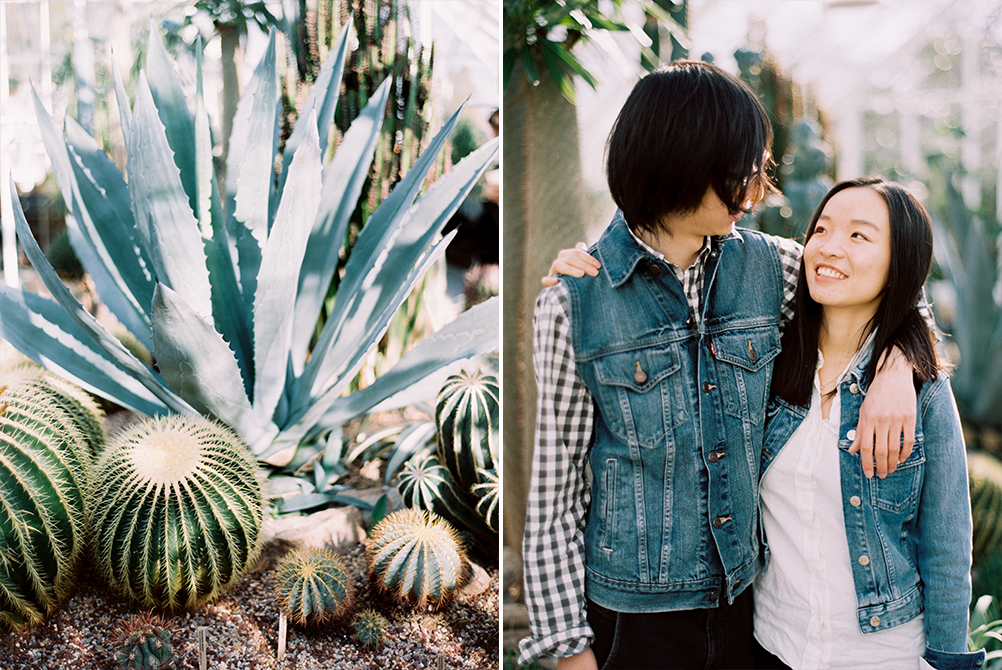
[804,186,892,318]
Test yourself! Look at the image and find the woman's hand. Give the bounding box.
[541,243,601,287]
[849,347,916,478]
[556,647,599,670]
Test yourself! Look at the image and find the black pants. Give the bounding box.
[587,589,756,670]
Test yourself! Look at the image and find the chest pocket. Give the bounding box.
[589,344,684,448]
[870,436,925,513]
[712,327,781,426]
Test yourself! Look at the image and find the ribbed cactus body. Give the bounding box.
[90,415,264,610]
[435,369,498,494]
[970,450,1002,560]
[471,468,498,533]
[396,452,494,544]
[366,509,468,610]
[352,607,388,646]
[275,547,354,627]
[0,377,90,630]
[112,612,176,670]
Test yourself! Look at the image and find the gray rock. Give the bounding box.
[261,506,366,551]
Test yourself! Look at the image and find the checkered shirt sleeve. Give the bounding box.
[774,234,803,327]
[518,284,596,665]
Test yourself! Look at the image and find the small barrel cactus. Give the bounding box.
[435,368,498,495]
[0,375,90,630]
[366,508,468,610]
[275,547,355,627]
[352,607,388,646]
[112,611,176,670]
[970,450,1002,560]
[90,414,264,610]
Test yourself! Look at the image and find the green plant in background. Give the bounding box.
[44,230,85,281]
[471,467,499,533]
[90,414,264,610]
[111,611,177,670]
[352,607,389,646]
[275,546,355,627]
[0,371,91,630]
[366,508,468,610]
[0,23,499,513]
[929,164,1002,441]
[969,450,1002,562]
[969,595,1002,667]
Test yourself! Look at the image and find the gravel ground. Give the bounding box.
[1,541,499,669]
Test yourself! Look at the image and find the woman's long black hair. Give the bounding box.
[771,177,940,407]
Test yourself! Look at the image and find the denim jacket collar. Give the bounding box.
[599,211,745,289]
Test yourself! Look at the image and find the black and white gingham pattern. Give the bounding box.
[519,234,802,665]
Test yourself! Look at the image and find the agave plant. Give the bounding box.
[0,23,499,509]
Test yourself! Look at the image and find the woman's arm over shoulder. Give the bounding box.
[917,374,985,669]
[519,285,596,665]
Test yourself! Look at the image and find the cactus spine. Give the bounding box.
[90,415,264,610]
[366,508,468,610]
[275,547,355,627]
[0,374,90,630]
[112,611,177,670]
[435,368,498,494]
[471,468,499,533]
[352,607,388,646]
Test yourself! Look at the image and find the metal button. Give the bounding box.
[708,451,719,463]
[869,616,881,627]
[747,340,757,361]
[649,263,661,277]
[858,555,870,566]
[849,382,860,394]
[847,429,856,440]
[849,496,862,507]
[634,362,648,384]
[710,589,720,602]
[712,516,731,529]
[733,579,741,588]
[702,381,717,393]
[686,316,694,329]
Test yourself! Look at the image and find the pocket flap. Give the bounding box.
[711,328,781,372]
[594,346,681,393]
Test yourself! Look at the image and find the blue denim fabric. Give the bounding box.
[760,351,985,670]
[561,212,784,613]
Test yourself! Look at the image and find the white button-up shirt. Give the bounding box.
[754,348,927,669]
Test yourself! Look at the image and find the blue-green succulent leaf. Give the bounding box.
[151,282,276,451]
[301,137,498,399]
[227,30,279,249]
[289,76,392,371]
[111,54,132,141]
[0,285,169,417]
[145,22,198,217]
[253,108,324,421]
[6,179,192,416]
[127,72,214,322]
[307,296,499,440]
[277,18,351,197]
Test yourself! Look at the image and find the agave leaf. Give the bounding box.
[127,72,214,321]
[227,30,279,250]
[111,54,132,141]
[145,23,198,217]
[151,282,276,451]
[32,89,155,348]
[6,180,192,416]
[285,296,498,449]
[289,77,393,371]
[252,108,324,422]
[0,286,169,416]
[277,18,352,198]
[300,138,499,399]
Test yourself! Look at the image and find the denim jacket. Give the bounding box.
[561,212,784,612]
[761,351,985,670]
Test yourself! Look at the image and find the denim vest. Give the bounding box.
[761,353,984,669]
[562,212,784,612]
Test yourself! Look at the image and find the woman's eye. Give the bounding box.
[852,232,868,240]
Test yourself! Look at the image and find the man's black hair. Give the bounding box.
[606,60,775,236]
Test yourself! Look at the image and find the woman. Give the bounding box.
[546,177,984,669]
[755,177,981,669]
